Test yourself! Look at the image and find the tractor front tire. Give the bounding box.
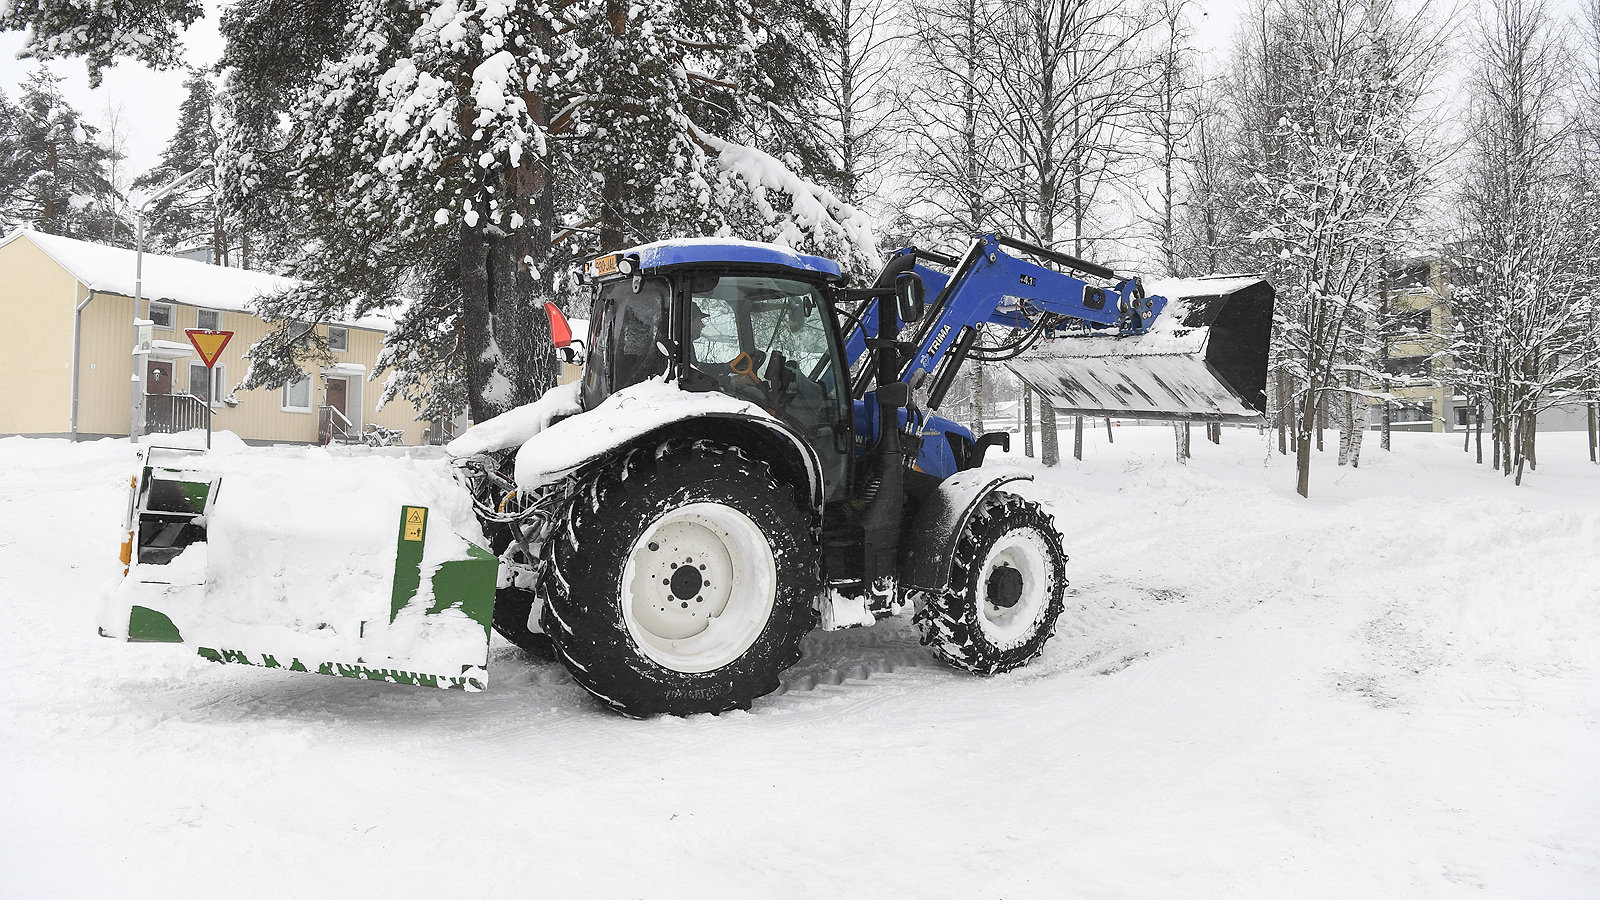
[915,491,1066,674]
[541,441,819,717]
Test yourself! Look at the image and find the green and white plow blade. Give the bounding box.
[102,450,500,691]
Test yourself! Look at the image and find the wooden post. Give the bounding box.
[1105,417,1113,443]
[1475,404,1483,465]
[1277,369,1288,455]
[1316,389,1325,451]
[1040,401,1059,467]
[1023,388,1034,458]
[1589,402,1596,463]
[1073,416,1083,460]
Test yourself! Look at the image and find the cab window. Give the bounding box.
[582,277,670,409]
[686,273,850,493]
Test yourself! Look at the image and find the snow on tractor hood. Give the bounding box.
[511,379,794,491]
[450,378,821,499]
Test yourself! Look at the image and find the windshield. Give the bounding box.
[687,273,850,492]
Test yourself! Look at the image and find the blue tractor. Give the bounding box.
[457,234,1274,717]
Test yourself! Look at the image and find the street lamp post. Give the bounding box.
[130,168,206,443]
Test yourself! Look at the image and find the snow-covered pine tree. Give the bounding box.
[134,70,239,265]
[0,0,204,87]
[0,90,21,234]
[214,0,875,426]
[0,70,124,241]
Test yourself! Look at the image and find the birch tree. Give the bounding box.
[1450,0,1597,483]
[1228,0,1439,497]
[815,0,901,209]
[898,0,1006,243]
[1137,0,1201,276]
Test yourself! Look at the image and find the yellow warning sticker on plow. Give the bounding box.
[403,506,427,542]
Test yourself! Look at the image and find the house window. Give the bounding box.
[282,375,312,412]
[149,302,175,330]
[189,363,225,406]
[327,326,349,352]
[196,308,222,331]
[1455,406,1471,427]
[1391,309,1431,335]
[1392,264,1431,290]
[1383,355,1430,380]
[1393,399,1435,424]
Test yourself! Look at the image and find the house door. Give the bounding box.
[146,360,173,395]
[326,377,348,418]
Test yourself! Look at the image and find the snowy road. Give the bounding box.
[2,428,1597,898]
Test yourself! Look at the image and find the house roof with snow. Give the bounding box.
[0,229,394,331]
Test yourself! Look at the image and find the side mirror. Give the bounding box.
[895,272,926,323]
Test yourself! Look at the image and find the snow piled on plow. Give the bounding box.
[100,432,488,672]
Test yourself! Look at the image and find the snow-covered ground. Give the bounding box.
[2,426,1597,898]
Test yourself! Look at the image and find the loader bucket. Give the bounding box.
[1006,276,1274,422]
[100,445,500,691]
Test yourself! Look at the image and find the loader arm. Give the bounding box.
[844,233,1273,423]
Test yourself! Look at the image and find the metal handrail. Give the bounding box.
[318,404,356,445]
[145,392,212,436]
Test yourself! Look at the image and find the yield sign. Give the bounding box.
[185,329,234,368]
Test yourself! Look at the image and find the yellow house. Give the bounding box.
[0,229,434,445]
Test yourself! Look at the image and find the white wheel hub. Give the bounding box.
[621,502,777,673]
[975,528,1052,650]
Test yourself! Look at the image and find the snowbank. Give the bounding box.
[2,428,1598,898]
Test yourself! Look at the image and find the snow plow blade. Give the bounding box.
[1006,276,1274,422]
[100,444,499,691]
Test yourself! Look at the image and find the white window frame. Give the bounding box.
[327,325,349,352]
[187,362,211,404]
[186,362,226,408]
[196,308,223,331]
[148,301,176,330]
[281,374,313,413]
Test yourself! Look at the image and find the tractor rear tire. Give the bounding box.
[541,441,819,717]
[491,588,557,662]
[914,491,1066,674]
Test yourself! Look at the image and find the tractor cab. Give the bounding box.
[582,240,856,498]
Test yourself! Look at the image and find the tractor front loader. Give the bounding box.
[101,235,1272,717]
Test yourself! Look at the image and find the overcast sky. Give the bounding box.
[0,1,1252,190]
[8,0,1587,202]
